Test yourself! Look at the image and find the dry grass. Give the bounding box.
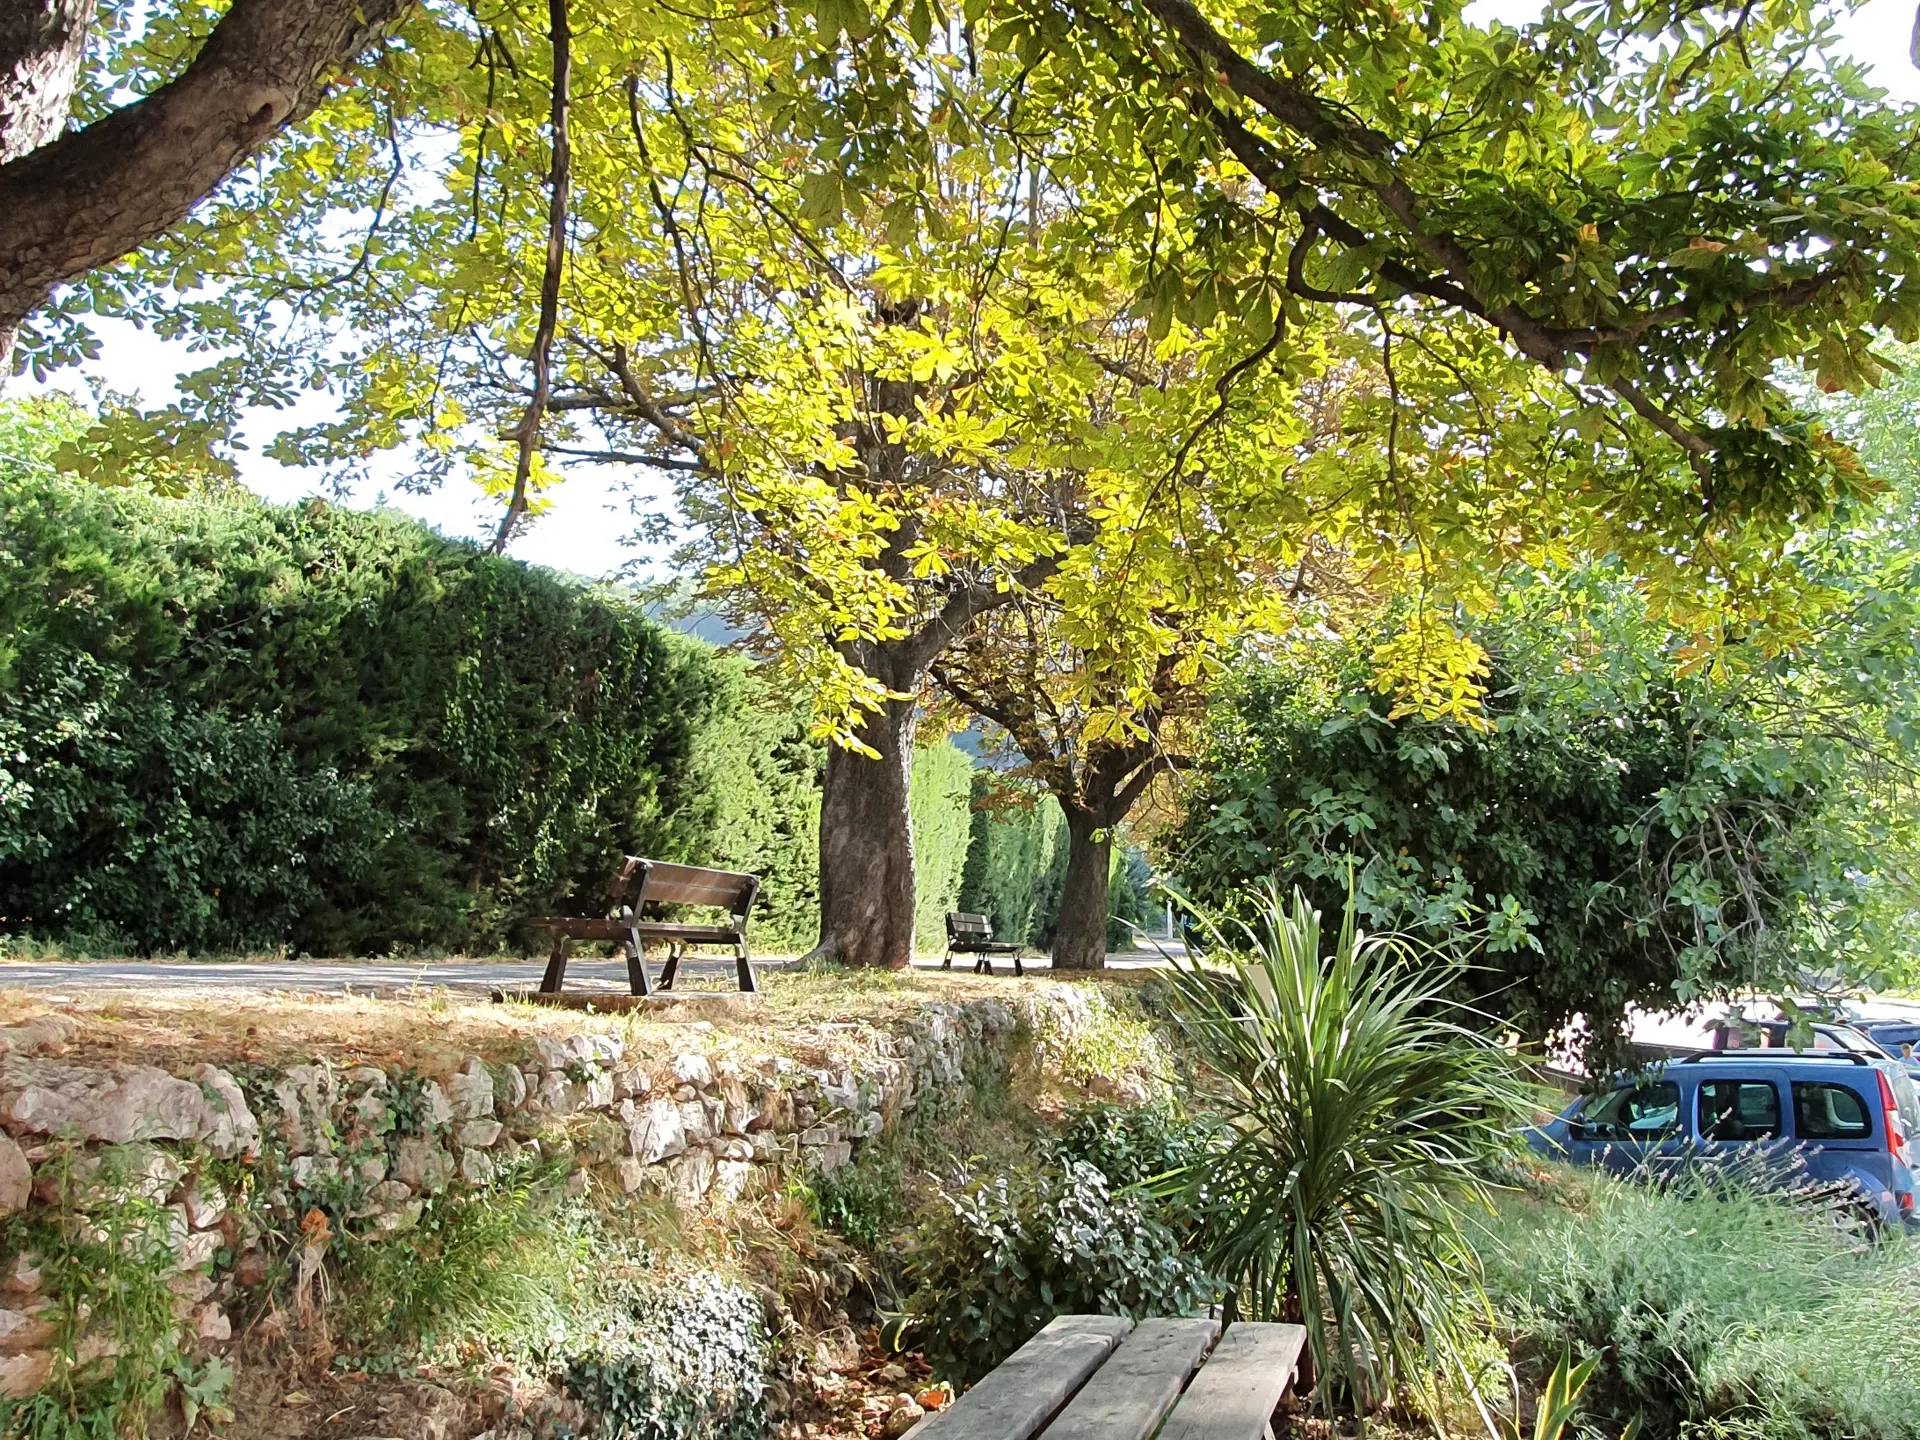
[0,964,1125,1082]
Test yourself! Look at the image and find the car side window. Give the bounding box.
[1792,1081,1873,1140]
[1579,1081,1680,1141]
[1697,1079,1781,1142]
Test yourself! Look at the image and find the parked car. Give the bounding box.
[1709,1016,1920,1084]
[1527,1051,1920,1231]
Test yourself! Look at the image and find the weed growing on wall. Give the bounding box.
[0,1147,228,1440]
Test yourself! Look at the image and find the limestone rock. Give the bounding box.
[3,1253,40,1294]
[536,1071,574,1115]
[288,1154,340,1190]
[678,1100,714,1144]
[0,1135,28,1215]
[372,1200,425,1235]
[0,1016,78,1058]
[711,1159,755,1203]
[194,1305,231,1343]
[714,1136,753,1163]
[450,1057,495,1120]
[0,1349,51,1399]
[36,1143,183,1207]
[459,1148,495,1186]
[533,1035,596,1071]
[586,1033,624,1066]
[182,1177,227,1231]
[0,1304,53,1355]
[394,1137,453,1195]
[192,1066,259,1158]
[671,1052,713,1088]
[420,1081,454,1128]
[670,1148,714,1207]
[627,1100,685,1164]
[613,1156,647,1194]
[454,1119,502,1150]
[0,1057,211,1145]
[271,1065,337,1155]
[502,1066,528,1110]
[582,1070,614,1109]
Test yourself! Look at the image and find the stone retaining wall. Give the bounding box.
[0,987,1147,1405]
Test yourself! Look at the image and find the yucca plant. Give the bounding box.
[1159,881,1533,1419]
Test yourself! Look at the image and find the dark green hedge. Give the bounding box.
[0,460,821,955]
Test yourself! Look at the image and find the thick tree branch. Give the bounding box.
[491,0,570,555]
[902,550,1065,674]
[0,0,413,367]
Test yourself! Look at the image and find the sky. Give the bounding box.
[15,0,1920,584]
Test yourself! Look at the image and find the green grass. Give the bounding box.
[1473,1171,1920,1440]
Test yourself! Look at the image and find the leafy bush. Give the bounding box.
[1046,1102,1218,1198]
[0,457,825,954]
[1477,1175,1920,1440]
[1160,883,1531,1414]
[801,1142,908,1250]
[558,1270,771,1440]
[900,1160,1213,1385]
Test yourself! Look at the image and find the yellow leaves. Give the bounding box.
[1368,610,1493,729]
[467,440,561,520]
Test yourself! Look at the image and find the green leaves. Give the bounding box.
[1158,881,1532,1419]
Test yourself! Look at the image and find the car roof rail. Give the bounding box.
[1675,1048,1869,1066]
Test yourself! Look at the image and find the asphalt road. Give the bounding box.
[0,949,1179,993]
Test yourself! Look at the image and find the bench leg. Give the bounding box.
[1013,950,1024,978]
[942,949,954,970]
[540,934,573,994]
[736,940,759,994]
[625,927,653,997]
[658,943,682,992]
[974,955,991,975]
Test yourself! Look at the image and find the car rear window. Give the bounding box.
[1792,1081,1873,1140]
[1698,1080,1781,1141]
[1580,1081,1681,1141]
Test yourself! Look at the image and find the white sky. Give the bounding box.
[13,0,1920,583]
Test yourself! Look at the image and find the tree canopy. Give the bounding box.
[11,0,1920,964]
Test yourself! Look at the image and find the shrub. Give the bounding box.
[0,459,825,954]
[957,777,1064,947]
[1159,882,1531,1415]
[801,1142,908,1250]
[1477,1174,1920,1440]
[1045,1101,1219,1197]
[899,1160,1213,1385]
[558,1269,771,1440]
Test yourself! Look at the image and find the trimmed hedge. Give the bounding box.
[0,449,821,954]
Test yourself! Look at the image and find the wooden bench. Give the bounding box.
[525,857,760,996]
[911,1314,1306,1440]
[944,911,1025,976]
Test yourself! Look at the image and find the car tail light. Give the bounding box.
[1878,1071,1910,1167]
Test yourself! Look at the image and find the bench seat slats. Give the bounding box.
[1041,1317,1219,1440]
[915,1316,1133,1440]
[1156,1322,1306,1440]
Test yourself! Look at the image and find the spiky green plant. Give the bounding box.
[1160,881,1532,1418]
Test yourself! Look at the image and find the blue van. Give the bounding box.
[1527,1051,1920,1230]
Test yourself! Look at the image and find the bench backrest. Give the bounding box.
[610,857,757,917]
[947,911,995,941]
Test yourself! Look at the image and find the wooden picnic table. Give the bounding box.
[912,1314,1307,1440]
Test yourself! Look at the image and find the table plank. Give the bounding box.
[1042,1316,1219,1440]
[913,1315,1134,1440]
[1157,1322,1307,1440]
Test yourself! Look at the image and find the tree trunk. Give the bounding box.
[0,0,412,370]
[1051,806,1112,971]
[1,0,95,164]
[811,683,918,970]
